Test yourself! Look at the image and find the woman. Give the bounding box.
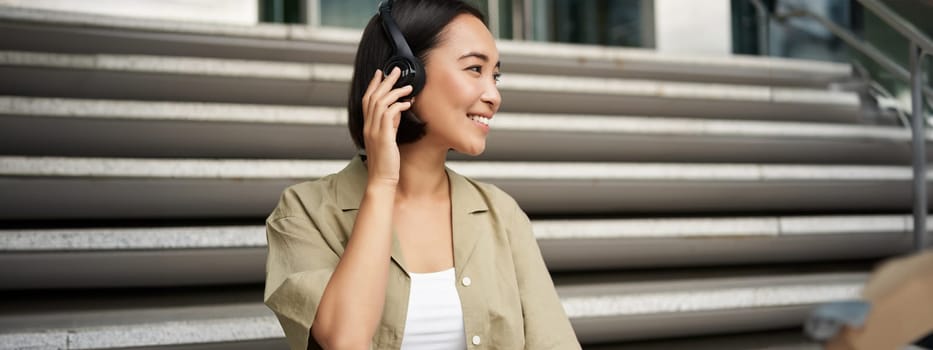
[264,0,580,349]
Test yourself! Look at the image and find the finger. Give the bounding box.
[367,70,405,138]
[382,66,402,87]
[362,69,381,108]
[362,70,382,135]
[369,102,385,137]
[370,67,402,111]
[371,84,412,138]
[375,85,414,112]
[383,101,412,131]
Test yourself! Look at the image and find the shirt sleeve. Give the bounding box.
[264,205,339,350]
[506,197,583,349]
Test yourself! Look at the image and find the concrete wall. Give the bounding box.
[654,0,732,56]
[0,0,257,24]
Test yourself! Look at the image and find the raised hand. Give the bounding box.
[361,66,414,187]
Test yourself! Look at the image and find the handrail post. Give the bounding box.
[749,0,769,56]
[910,42,927,251]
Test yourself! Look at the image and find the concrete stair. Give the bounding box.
[2,216,927,289]
[0,96,927,163]
[3,156,932,219]
[0,4,922,349]
[0,5,850,87]
[0,50,859,120]
[0,269,865,347]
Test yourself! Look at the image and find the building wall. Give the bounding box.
[0,0,257,24]
[654,0,732,55]
[0,0,739,57]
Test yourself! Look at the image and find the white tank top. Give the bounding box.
[400,268,466,350]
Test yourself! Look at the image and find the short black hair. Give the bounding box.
[347,0,487,151]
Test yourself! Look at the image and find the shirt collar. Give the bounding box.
[335,155,489,214]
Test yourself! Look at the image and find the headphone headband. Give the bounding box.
[378,0,416,61]
[376,0,425,99]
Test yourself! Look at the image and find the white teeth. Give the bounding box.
[468,115,490,126]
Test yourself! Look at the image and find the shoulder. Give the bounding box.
[267,173,340,222]
[269,156,368,222]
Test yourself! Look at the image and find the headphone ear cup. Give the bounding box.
[383,55,425,98]
[408,59,425,97]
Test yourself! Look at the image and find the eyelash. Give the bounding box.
[467,66,501,84]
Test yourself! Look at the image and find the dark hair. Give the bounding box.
[348,0,487,151]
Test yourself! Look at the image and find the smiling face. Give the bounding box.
[409,14,501,156]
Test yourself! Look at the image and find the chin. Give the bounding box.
[455,143,486,157]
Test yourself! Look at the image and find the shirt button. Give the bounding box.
[472,335,481,345]
[461,276,472,287]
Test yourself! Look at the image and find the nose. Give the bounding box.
[481,80,501,112]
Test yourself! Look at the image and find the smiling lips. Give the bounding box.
[468,114,491,131]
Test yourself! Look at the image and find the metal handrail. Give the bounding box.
[857,0,933,55]
[750,0,930,251]
[853,0,931,252]
[766,4,933,104]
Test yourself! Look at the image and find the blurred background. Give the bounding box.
[0,0,931,349]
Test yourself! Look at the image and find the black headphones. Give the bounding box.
[378,0,425,99]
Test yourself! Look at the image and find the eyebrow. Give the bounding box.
[459,52,501,68]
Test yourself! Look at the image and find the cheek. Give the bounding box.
[416,72,474,116]
[446,74,482,101]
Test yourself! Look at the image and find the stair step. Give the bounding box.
[560,271,864,343]
[0,51,860,121]
[585,329,816,349]
[0,96,923,163]
[1,226,266,289]
[0,96,357,160]
[0,271,865,347]
[0,215,920,289]
[2,156,928,219]
[536,215,924,270]
[0,5,850,87]
[0,303,279,350]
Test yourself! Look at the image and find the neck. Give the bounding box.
[395,143,449,201]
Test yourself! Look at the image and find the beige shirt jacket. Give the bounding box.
[264,156,581,350]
